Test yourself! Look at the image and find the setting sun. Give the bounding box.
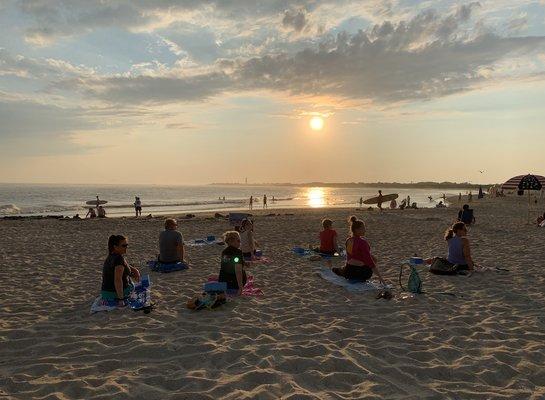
[309,116,324,131]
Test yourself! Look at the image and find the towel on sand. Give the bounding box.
[317,267,390,292]
[207,275,263,297]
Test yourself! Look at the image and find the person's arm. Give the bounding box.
[114,265,126,305]
[462,238,475,270]
[129,266,141,282]
[176,233,185,262]
[235,264,244,295]
[372,265,386,285]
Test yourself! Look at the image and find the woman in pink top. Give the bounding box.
[333,219,386,284]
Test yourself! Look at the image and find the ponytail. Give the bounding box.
[108,234,126,253]
[444,222,465,241]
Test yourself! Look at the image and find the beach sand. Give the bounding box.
[1,196,544,399]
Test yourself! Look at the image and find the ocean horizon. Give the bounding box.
[0,183,474,217]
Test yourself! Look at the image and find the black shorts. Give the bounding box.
[332,264,373,282]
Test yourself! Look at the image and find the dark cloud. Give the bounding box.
[282,9,308,32]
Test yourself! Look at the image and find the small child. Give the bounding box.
[218,231,247,295]
[319,218,338,255]
[240,219,259,260]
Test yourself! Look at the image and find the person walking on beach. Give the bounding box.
[377,190,384,211]
[468,191,473,202]
[263,194,267,209]
[249,196,253,210]
[459,192,462,202]
[134,196,142,217]
[159,218,185,264]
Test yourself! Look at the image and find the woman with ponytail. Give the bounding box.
[444,222,475,271]
[333,219,386,284]
[101,235,141,307]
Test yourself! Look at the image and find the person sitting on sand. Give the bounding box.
[399,199,406,210]
[101,235,141,307]
[219,231,247,295]
[436,201,446,208]
[318,218,338,255]
[240,219,259,260]
[332,219,386,284]
[444,222,475,271]
[159,218,185,263]
[86,207,96,219]
[97,205,106,218]
[457,204,475,225]
[390,199,397,209]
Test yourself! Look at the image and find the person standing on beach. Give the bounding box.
[359,197,363,208]
[377,190,384,211]
[407,195,411,207]
[134,196,142,217]
[263,194,267,209]
[159,218,185,263]
[249,196,253,210]
[459,192,462,202]
[468,192,473,202]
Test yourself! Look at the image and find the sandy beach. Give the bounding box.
[1,196,544,399]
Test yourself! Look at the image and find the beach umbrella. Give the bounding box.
[501,174,545,191]
[502,174,544,223]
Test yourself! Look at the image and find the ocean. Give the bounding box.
[0,183,463,217]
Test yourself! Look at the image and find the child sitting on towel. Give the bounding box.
[333,219,386,284]
[318,218,338,255]
[219,231,247,295]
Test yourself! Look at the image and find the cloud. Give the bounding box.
[10,4,545,108]
[282,9,308,32]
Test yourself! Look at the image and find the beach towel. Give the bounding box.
[90,275,153,314]
[317,268,390,292]
[186,237,224,247]
[292,247,346,260]
[207,275,263,297]
[147,260,189,273]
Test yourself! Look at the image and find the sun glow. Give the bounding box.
[307,188,326,208]
[309,116,324,130]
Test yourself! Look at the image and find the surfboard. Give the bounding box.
[363,193,398,205]
[86,200,108,205]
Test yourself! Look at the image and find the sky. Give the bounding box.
[1,0,545,185]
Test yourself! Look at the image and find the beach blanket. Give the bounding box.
[207,275,263,297]
[317,268,391,292]
[147,260,189,272]
[90,276,153,314]
[186,237,224,247]
[293,247,346,259]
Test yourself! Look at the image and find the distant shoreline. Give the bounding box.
[209,182,495,189]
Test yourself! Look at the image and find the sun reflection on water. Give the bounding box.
[307,187,326,208]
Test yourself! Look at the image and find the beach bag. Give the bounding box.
[429,258,458,275]
[408,266,423,293]
[399,264,423,293]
